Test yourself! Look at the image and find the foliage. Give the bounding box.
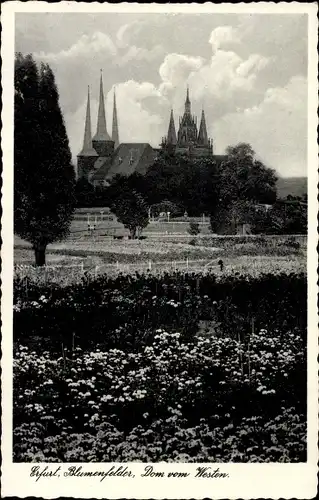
[211,200,256,234]
[13,327,306,462]
[144,151,220,215]
[251,198,307,235]
[14,53,75,266]
[14,271,306,354]
[222,144,278,205]
[188,222,200,236]
[107,175,149,239]
[210,144,278,234]
[151,200,184,218]
[74,178,103,207]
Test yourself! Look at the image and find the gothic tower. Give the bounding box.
[92,71,114,157]
[177,86,199,149]
[185,85,191,115]
[162,86,213,157]
[166,109,177,145]
[112,88,119,149]
[77,86,98,180]
[198,109,208,146]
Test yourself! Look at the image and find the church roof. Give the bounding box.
[91,143,157,182]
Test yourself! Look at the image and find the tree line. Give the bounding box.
[76,143,307,237]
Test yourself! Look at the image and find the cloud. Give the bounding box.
[159,53,204,98]
[105,81,166,146]
[25,14,306,177]
[118,44,165,67]
[209,26,241,52]
[213,76,307,176]
[156,39,269,119]
[116,22,141,49]
[189,50,269,104]
[185,28,270,106]
[35,32,117,62]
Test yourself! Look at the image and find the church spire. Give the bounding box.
[112,88,119,148]
[185,85,191,114]
[80,86,98,156]
[198,108,209,146]
[167,109,177,145]
[93,70,111,141]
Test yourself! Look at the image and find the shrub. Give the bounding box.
[188,222,200,236]
[284,236,300,250]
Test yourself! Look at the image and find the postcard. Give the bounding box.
[1,1,318,498]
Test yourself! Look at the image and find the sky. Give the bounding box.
[15,12,308,177]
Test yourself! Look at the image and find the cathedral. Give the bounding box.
[161,86,213,158]
[77,75,217,186]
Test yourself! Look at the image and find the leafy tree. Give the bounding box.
[219,143,278,206]
[145,151,220,215]
[151,200,183,218]
[188,222,200,236]
[108,176,149,238]
[210,143,277,234]
[74,178,95,207]
[14,54,75,265]
[249,198,307,235]
[210,199,256,234]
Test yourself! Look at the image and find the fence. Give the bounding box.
[14,258,219,284]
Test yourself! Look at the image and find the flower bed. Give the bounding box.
[13,328,306,462]
[13,271,307,462]
[14,271,306,353]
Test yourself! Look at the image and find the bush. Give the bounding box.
[188,222,200,236]
[284,236,300,250]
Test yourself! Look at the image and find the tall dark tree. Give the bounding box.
[14,54,75,265]
[210,143,278,233]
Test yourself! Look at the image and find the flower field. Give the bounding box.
[13,270,307,462]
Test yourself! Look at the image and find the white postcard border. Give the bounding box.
[1,2,318,499]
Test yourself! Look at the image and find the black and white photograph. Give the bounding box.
[1,2,318,499]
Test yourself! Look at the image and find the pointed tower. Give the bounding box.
[77,86,98,180]
[167,109,177,145]
[185,85,191,115]
[198,109,209,146]
[177,85,198,149]
[112,88,119,148]
[80,86,98,156]
[92,71,114,156]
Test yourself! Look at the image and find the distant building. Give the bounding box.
[77,76,224,186]
[161,86,213,158]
